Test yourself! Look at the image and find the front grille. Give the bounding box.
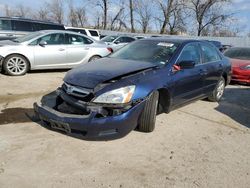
[62,83,94,102]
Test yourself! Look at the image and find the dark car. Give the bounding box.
[0,17,65,41]
[34,38,231,140]
[224,47,250,84]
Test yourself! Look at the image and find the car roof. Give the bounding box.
[139,37,200,45]
[0,17,63,26]
[32,30,98,41]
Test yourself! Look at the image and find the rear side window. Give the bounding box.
[0,19,12,30]
[32,33,65,45]
[13,21,32,31]
[201,43,221,63]
[89,30,99,36]
[66,34,93,45]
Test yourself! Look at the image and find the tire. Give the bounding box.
[88,55,101,62]
[138,91,159,132]
[3,54,29,76]
[208,77,225,102]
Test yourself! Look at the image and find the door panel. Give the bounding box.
[33,45,67,68]
[65,34,92,66]
[172,43,204,107]
[200,43,223,93]
[32,33,67,68]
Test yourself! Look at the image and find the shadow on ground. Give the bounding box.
[215,87,250,128]
[0,108,34,125]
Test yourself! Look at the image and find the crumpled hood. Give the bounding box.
[64,57,157,89]
[0,40,20,47]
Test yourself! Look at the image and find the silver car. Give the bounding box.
[0,30,112,76]
[101,35,136,52]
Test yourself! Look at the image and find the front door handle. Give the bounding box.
[58,48,65,51]
[199,69,208,76]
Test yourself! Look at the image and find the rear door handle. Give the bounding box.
[58,48,65,51]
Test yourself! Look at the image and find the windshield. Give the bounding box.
[109,40,179,65]
[101,35,118,42]
[13,32,42,43]
[224,48,250,60]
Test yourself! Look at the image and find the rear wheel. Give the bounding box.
[3,54,29,76]
[138,91,159,132]
[88,55,101,62]
[208,77,225,102]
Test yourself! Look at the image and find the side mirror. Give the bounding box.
[39,40,47,47]
[114,40,120,44]
[178,60,195,69]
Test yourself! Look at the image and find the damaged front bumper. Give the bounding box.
[34,89,146,140]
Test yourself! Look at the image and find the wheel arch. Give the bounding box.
[157,88,172,114]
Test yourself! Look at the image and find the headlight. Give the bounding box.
[240,65,250,70]
[93,85,136,104]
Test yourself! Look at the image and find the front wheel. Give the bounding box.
[208,77,225,102]
[3,55,29,76]
[137,91,159,132]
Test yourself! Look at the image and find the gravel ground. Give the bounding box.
[0,71,249,188]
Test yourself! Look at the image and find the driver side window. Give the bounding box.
[178,43,201,65]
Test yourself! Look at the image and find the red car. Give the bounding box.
[224,47,250,84]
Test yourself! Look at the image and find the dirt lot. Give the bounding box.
[0,71,249,188]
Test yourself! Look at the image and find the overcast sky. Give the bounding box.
[0,0,249,35]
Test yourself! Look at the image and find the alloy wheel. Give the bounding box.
[6,56,27,75]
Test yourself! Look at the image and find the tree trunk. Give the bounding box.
[103,0,107,29]
[129,0,135,33]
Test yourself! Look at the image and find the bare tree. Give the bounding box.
[95,0,109,29]
[168,1,187,35]
[156,0,175,34]
[110,7,125,30]
[4,5,14,17]
[15,4,32,18]
[36,8,50,21]
[46,0,64,24]
[188,0,231,36]
[135,0,153,33]
[129,0,135,32]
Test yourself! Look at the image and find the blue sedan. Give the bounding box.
[34,38,231,140]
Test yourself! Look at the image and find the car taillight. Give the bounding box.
[107,47,113,53]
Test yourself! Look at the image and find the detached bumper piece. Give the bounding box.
[34,90,145,140]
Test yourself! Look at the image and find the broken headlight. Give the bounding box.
[93,85,136,104]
